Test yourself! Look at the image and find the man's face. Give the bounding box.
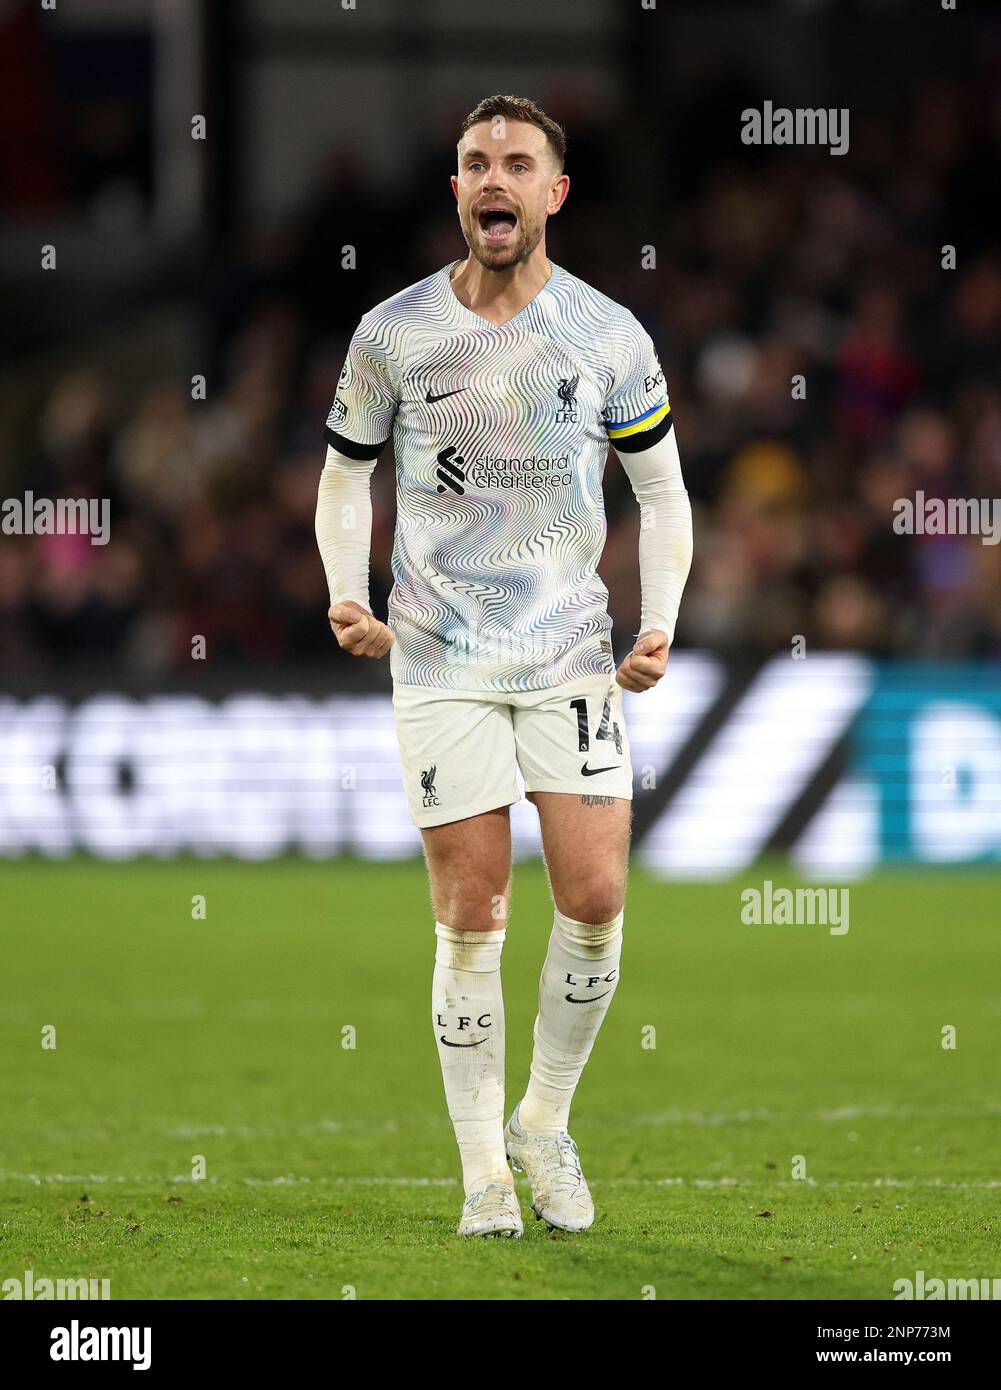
[452,120,568,271]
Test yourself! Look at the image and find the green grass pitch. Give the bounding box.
[1,858,996,1300]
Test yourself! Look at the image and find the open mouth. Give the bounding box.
[478,205,518,242]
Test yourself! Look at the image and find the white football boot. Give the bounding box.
[456,1182,524,1239]
[504,1105,595,1232]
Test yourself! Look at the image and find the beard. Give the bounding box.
[459,206,545,271]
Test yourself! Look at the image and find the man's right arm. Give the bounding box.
[316,319,398,658]
[315,446,393,656]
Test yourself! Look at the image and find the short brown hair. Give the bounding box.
[458,94,566,170]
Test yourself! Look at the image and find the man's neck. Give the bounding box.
[449,248,552,327]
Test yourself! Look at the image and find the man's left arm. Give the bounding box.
[603,324,693,692]
[612,426,693,691]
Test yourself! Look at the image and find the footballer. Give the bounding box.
[316,95,693,1237]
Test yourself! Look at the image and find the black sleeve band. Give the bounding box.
[610,413,674,454]
[324,427,389,461]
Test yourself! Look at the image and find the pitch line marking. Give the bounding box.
[2,1171,999,1190]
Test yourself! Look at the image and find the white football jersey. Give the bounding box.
[325,260,672,692]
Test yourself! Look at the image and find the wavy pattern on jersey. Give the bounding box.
[334,262,665,692]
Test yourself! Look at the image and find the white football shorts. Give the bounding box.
[392,672,633,828]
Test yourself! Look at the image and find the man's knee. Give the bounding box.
[553,879,624,927]
[439,885,510,933]
[426,850,511,931]
[422,810,511,931]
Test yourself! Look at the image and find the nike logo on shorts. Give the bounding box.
[580,763,618,776]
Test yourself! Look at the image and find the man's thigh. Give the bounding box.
[393,683,519,931]
[512,673,633,802]
[528,791,631,924]
[514,674,634,921]
[421,807,513,933]
[392,683,520,829]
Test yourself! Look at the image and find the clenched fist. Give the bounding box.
[615,629,669,692]
[328,601,394,658]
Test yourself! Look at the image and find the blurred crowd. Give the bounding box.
[2,70,999,684]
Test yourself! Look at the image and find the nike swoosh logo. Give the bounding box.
[565,991,612,1004]
[439,1035,487,1048]
[425,387,467,403]
[581,763,618,776]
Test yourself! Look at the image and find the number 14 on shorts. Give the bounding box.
[570,696,623,756]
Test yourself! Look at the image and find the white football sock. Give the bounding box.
[518,907,624,1134]
[433,922,512,1195]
